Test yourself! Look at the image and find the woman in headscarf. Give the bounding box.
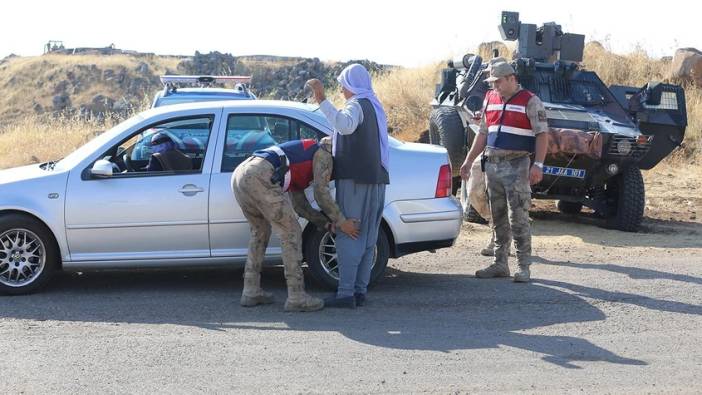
[306,64,389,308]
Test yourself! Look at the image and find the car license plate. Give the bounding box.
[543,165,586,179]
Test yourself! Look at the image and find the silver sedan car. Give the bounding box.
[0,100,462,294]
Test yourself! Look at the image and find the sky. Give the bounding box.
[1,0,699,67]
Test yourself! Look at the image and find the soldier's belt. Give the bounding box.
[484,153,530,163]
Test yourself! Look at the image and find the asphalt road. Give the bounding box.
[2,216,702,394]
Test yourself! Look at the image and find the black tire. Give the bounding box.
[557,200,583,215]
[603,166,645,232]
[429,107,466,178]
[0,214,59,295]
[304,226,390,290]
[464,205,488,224]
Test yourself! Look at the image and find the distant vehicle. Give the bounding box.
[429,11,687,231]
[151,75,257,108]
[0,100,461,294]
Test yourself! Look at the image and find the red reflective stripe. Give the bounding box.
[301,139,316,150]
[269,139,319,192]
[484,89,534,132]
[287,161,314,192]
[502,110,532,130]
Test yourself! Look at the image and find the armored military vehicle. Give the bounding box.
[429,11,687,231]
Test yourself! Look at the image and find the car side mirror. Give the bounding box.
[90,159,113,178]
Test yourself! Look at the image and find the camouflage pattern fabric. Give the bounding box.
[485,155,532,267]
[289,136,346,228]
[231,157,310,302]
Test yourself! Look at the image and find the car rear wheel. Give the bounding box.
[304,227,390,290]
[0,214,59,295]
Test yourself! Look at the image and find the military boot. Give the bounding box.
[475,263,510,278]
[284,278,324,312]
[513,264,531,283]
[240,272,274,307]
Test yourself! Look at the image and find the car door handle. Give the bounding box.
[178,184,205,196]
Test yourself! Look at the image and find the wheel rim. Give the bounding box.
[318,232,376,281]
[0,228,46,288]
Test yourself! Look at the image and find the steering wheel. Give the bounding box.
[123,152,136,172]
[112,153,126,172]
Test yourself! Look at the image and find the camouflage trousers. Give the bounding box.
[231,157,305,293]
[485,155,532,266]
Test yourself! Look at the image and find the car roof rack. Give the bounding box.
[160,75,253,94]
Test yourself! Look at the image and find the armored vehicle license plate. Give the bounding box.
[543,165,586,179]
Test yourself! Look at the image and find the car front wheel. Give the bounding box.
[304,226,390,290]
[0,214,59,295]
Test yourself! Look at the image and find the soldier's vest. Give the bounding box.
[253,139,319,192]
[484,89,536,153]
[333,98,390,184]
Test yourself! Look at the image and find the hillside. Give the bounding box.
[0,52,385,126]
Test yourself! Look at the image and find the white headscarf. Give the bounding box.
[337,64,389,171]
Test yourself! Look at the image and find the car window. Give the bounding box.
[100,116,214,176]
[221,114,295,172]
[299,123,320,140]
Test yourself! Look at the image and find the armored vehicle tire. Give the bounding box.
[465,205,488,224]
[604,166,645,232]
[304,226,390,290]
[429,107,465,180]
[557,200,583,215]
[0,214,59,295]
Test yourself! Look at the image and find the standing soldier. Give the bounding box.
[231,137,359,311]
[459,59,549,282]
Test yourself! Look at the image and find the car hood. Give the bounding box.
[0,164,62,185]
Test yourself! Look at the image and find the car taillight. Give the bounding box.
[435,164,452,198]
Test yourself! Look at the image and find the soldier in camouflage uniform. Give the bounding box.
[232,137,358,311]
[460,59,549,282]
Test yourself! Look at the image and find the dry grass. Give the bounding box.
[0,113,119,169]
[374,64,443,141]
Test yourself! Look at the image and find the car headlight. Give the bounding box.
[616,139,632,155]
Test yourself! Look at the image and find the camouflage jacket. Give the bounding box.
[289,137,346,230]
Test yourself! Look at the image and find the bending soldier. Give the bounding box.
[231,137,358,312]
